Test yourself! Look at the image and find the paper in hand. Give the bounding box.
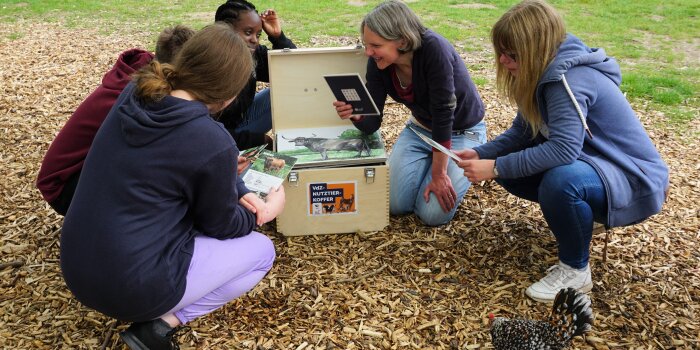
[408,125,462,162]
[240,143,268,160]
[324,73,380,116]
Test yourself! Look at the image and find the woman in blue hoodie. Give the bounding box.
[60,24,285,349]
[456,0,668,302]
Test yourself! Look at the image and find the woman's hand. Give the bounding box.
[239,192,266,226]
[239,186,286,226]
[422,152,457,213]
[262,185,286,222]
[237,156,251,175]
[260,9,282,39]
[423,173,457,213]
[453,148,480,161]
[458,159,496,183]
[333,101,353,119]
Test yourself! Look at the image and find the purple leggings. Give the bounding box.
[162,232,275,324]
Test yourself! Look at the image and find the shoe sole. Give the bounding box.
[120,331,149,350]
[526,282,593,303]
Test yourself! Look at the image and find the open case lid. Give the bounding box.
[268,46,368,131]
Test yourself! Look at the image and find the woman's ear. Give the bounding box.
[398,39,408,52]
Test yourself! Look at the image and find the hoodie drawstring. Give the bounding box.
[561,74,593,139]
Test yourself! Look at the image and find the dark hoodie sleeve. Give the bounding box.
[227,128,267,151]
[189,147,256,239]
[269,31,296,50]
[254,32,296,83]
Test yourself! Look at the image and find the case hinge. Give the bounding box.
[282,48,291,52]
[287,171,299,186]
[364,168,375,184]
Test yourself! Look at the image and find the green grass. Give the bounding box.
[1,0,698,124]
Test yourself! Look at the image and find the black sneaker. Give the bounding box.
[119,318,189,350]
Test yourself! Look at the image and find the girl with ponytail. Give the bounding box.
[60,23,286,349]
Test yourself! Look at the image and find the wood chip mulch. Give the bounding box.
[1,21,698,350]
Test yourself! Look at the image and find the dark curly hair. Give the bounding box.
[214,0,257,26]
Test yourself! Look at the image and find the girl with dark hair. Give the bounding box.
[457,0,668,303]
[59,23,285,350]
[214,0,297,153]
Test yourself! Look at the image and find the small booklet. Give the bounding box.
[408,125,462,162]
[324,73,380,116]
[240,143,268,161]
[241,149,297,197]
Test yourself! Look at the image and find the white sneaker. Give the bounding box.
[525,261,593,303]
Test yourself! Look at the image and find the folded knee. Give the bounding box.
[416,207,454,227]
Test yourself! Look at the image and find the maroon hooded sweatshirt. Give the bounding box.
[37,49,154,204]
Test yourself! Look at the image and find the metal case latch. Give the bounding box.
[364,168,375,184]
[287,171,299,186]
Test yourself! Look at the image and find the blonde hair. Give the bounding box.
[361,0,426,52]
[491,0,566,135]
[134,23,253,105]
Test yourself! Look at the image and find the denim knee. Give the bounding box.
[537,164,595,208]
[416,206,454,226]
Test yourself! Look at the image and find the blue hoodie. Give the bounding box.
[475,34,668,227]
[60,82,255,322]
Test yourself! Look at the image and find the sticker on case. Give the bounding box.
[308,181,357,216]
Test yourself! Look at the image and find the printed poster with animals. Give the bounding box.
[241,149,297,198]
[275,126,386,168]
[308,181,357,216]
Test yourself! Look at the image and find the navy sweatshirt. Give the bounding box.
[60,82,255,322]
[353,30,484,148]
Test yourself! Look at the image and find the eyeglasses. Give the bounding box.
[501,51,517,62]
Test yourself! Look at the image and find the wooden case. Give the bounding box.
[268,47,390,236]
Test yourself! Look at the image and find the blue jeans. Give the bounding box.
[389,121,487,226]
[496,160,608,269]
[234,88,272,135]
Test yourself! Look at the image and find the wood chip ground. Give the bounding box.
[1,21,698,350]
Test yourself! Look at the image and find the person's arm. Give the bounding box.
[228,128,268,151]
[415,39,460,212]
[268,31,295,49]
[473,113,536,160]
[253,9,296,83]
[189,147,256,239]
[238,186,285,226]
[494,78,590,179]
[423,39,458,147]
[260,9,296,49]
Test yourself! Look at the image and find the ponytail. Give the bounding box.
[132,23,253,108]
[133,61,178,103]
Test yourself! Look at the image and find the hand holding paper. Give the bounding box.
[325,74,380,116]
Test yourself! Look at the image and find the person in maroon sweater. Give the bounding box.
[36,25,195,215]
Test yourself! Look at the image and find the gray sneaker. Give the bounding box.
[525,262,592,303]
